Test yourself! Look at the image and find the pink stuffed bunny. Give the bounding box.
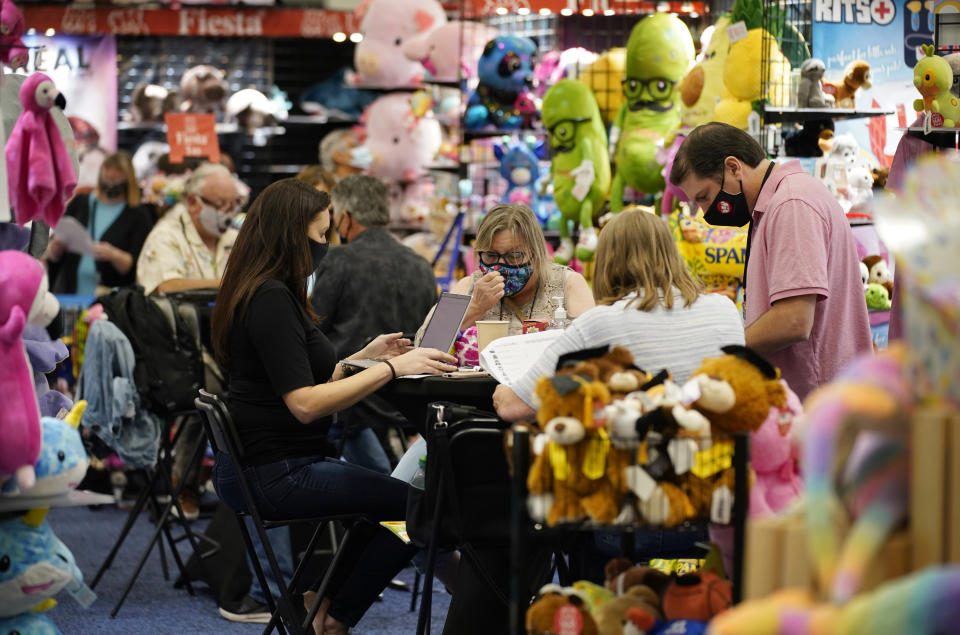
[0,250,60,493]
[352,0,446,88]
[403,21,498,83]
[6,72,77,227]
[0,0,28,70]
[749,380,804,516]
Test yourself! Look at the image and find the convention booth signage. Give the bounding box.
[165,113,221,164]
[453,0,707,16]
[812,0,936,166]
[21,6,362,38]
[19,33,118,191]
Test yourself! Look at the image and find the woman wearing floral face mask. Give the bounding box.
[45,151,155,295]
[416,204,594,363]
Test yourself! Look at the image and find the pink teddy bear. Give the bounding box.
[749,380,805,516]
[0,250,60,493]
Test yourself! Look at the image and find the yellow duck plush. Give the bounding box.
[681,16,741,128]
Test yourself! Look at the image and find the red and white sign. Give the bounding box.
[166,113,220,164]
[23,6,362,38]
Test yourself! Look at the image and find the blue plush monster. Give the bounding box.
[0,510,82,618]
[466,36,540,130]
[0,612,61,635]
[1,402,88,498]
[494,140,547,225]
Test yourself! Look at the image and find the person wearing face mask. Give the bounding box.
[309,175,437,474]
[670,122,872,400]
[319,129,370,181]
[136,162,240,296]
[418,203,594,344]
[45,151,154,295]
[210,178,456,634]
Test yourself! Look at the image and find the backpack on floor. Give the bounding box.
[97,286,204,416]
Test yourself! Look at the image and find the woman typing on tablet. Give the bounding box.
[210,179,456,634]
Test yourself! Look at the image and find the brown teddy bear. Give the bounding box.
[687,345,786,435]
[862,254,894,297]
[595,584,663,635]
[604,558,672,598]
[526,584,599,635]
[128,83,180,123]
[823,60,871,108]
[556,346,653,398]
[179,65,229,114]
[527,373,633,526]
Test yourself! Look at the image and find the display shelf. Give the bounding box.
[848,216,873,226]
[899,126,960,149]
[117,120,286,137]
[420,79,464,89]
[284,114,358,125]
[763,106,894,123]
[0,489,115,513]
[387,222,430,234]
[464,128,546,140]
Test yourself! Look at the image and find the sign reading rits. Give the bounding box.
[22,6,361,38]
[815,0,896,26]
[165,113,220,164]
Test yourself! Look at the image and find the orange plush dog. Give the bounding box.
[823,60,871,108]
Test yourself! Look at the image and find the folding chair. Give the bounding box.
[195,389,363,635]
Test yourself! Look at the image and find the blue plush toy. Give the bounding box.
[0,510,82,618]
[0,612,62,635]
[465,36,540,130]
[1,401,88,498]
[494,140,547,225]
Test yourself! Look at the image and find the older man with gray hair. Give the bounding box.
[311,174,438,473]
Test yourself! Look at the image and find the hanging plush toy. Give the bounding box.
[609,14,694,212]
[0,0,28,70]
[402,21,498,83]
[351,0,446,88]
[465,35,540,130]
[542,79,610,263]
[494,139,546,225]
[6,73,77,228]
[0,251,59,494]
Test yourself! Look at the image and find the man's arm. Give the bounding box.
[155,278,221,294]
[744,294,816,356]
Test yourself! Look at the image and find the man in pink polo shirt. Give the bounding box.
[670,122,872,399]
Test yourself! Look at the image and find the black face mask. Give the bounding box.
[703,162,776,227]
[100,182,127,200]
[308,238,328,273]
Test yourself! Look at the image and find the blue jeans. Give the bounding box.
[328,423,391,475]
[244,520,294,606]
[212,452,416,627]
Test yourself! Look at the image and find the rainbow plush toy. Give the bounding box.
[802,345,911,604]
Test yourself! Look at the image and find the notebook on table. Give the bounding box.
[342,292,473,371]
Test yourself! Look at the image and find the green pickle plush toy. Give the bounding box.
[542,79,611,263]
[610,14,694,212]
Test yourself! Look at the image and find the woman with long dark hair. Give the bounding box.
[210,178,456,633]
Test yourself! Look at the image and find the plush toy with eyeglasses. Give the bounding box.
[609,14,694,212]
[542,79,610,263]
[465,35,540,130]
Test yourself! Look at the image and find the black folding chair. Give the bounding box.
[195,389,363,635]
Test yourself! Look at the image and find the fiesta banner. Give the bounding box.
[811,0,960,167]
[19,33,117,192]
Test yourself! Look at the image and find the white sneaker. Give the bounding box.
[218,595,271,624]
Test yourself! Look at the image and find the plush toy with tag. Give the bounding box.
[2,401,88,498]
[0,251,60,493]
[824,60,872,109]
[527,372,634,526]
[495,140,546,225]
[749,382,804,516]
[351,0,445,88]
[403,20,497,83]
[609,13,694,211]
[0,509,83,618]
[526,584,599,635]
[6,73,77,228]
[465,35,540,130]
[913,45,960,127]
[0,0,28,70]
[542,79,610,263]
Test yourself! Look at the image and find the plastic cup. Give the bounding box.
[476,320,510,352]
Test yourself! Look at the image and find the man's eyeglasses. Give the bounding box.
[478,250,529,267]
[620,76,676,101]
[198,194,239,214]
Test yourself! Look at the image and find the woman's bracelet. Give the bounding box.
[383,359,397,380]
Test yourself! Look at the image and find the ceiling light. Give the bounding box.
[517,7,530,15]
[332,32,347,42]
[582,8,595,16]
[540,8,551,15]
[496,7,509,15]
[349,32,363,42]
[561,8,574,16]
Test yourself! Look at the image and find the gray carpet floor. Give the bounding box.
[46,505,449,634]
